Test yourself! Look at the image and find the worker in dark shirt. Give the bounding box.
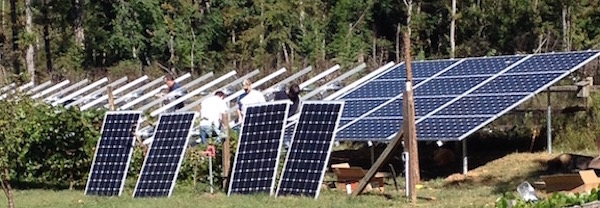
[159,74,186,111]
[274,83,301,116]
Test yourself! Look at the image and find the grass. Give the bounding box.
[0,184,499,208]
[0,152,563,208]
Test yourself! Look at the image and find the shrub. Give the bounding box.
[0,95,104,189]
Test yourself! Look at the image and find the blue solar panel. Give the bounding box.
[133,112,197,198]
[340,80,404,99]
[435,94,528,116]
[228,101,290,196]
[341,99,387,118]
[335,118,402,140]
[85,111,141,196]
[505,51,598,74]
[375,60,458,80]
[439,56,524,76]
[276,101,344,198]
[370,97,454,117]
[473,73,565,94]
[335,50,600,141]
[414,76,489,96]
[416,116,492,140]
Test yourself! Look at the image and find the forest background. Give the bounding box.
[1,0,599,83]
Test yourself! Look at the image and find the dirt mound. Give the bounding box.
[445,152,555,186]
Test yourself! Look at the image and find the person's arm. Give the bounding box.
[237,109,243,122]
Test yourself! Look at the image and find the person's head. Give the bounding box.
[242,79,253,92]
[215,91,226,99]
[164,74,176,88]
[288,84,300,99]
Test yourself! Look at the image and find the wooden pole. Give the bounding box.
[222,112,231,189]
[107,86,115,110]
[402,0,419,201]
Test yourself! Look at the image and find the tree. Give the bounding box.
[9,0,19,76]
[25,0,34,83]
[73,0,84,49]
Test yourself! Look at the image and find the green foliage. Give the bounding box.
[0,95,104,188]
[552,92,600,152]
[6,0,600,76]
[496,188,600,208]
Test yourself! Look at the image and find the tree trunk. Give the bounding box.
[282,42,289,66]
[450,0,456,58]
[395,23,401,62]
[10,0,19,75]
[43,0,53,72]
[25,0,35,83]
[231,30,236,69]
[1,167,15,208]
[562,2,568,51]
[190,19,195,75]
[2,0,5,30]
[169,35,175,73]
[73,0,85,49]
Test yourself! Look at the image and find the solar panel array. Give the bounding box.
[276,101,344,198]
[228,101,291,196]
[335,51,600,141]
[85,111,142,196]
[133,112,197,198]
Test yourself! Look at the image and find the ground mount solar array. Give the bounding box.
[334,50,600,142]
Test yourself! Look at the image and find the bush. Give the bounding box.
[496,189,600,208]
[0,95,104,189]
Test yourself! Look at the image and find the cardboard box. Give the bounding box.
[541,170,600,194]
[331,163,386,193]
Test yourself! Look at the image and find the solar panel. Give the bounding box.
[133,112,197,198]
[85,111,142,196]
[276,101,344,198]
[228,101,291,196]
[335,50,600,141]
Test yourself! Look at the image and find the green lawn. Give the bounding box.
[0,179,502,208]
[0,152,557,208]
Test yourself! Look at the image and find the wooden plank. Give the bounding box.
[107,86,115,110]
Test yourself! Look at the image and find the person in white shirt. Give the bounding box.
[197,91,228,144]
[236,79,266,122]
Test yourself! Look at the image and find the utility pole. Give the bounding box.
[403,0,419,202]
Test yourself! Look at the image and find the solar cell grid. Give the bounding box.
[340,80,404,99]
[505,51,598,74]
[228,101,291,196]
[341,99,388,117]
[472,73,565,94]
[416,116,491,140]
[438,56,525,77]
[133,112,197,198]
[276,101,344,198]
[435,94,528,116]
[369,97,454,117]
[85,111,141,196]
[413,76,489,96]
[335,118,402,140]
[374,60,458,80]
